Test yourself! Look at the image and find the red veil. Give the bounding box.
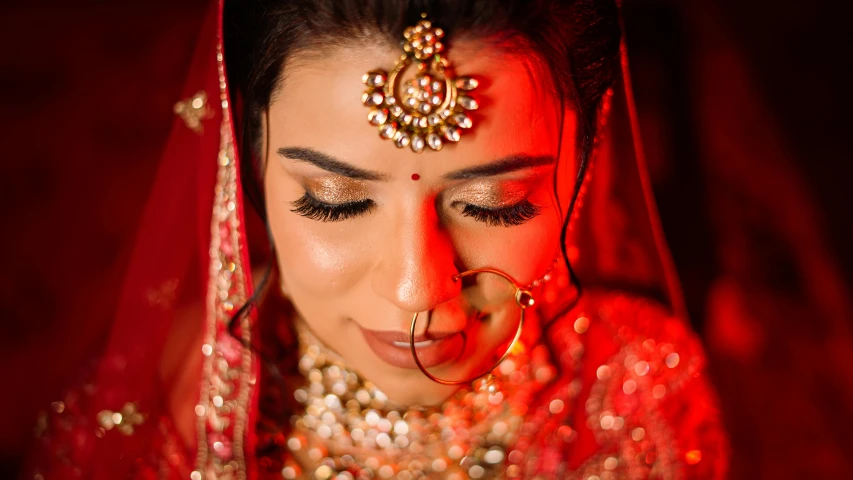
[27,0,721,478]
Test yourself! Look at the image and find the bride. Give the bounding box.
[26,0,728,478]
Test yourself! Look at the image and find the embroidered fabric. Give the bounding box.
[25,292,728,479]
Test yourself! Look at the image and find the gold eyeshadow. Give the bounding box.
[303,177,370,204]
[450,181,531,208]
[300,174,537,212]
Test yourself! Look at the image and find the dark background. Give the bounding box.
[1,0,851,477]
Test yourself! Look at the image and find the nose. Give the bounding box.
[371,201,460,315]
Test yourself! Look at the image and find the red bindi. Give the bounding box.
[411,173,420,181]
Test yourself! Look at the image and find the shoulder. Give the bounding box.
[548,290,708,393]
[566,290,709,392]
[549,291,729,479]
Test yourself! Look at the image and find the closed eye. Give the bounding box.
[290,192,374,222]
[291,193,541,227]
[459,200,541,227]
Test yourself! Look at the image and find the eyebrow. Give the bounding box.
[443,153,556,180]
[278,147,388,181]
[277,147,555,181]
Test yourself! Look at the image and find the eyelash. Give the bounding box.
[290,193,374,222]
[291,193,541,227]
[459,200,541,227]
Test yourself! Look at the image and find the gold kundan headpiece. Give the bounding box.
[362,15,479,153]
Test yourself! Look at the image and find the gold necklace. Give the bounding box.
[278,329,562,480]
[254,259,582,478]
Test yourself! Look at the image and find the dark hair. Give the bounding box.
[224,0,622,323]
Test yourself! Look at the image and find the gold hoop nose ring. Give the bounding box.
[409,268,534,386]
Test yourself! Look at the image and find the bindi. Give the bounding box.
[411,173,421,181]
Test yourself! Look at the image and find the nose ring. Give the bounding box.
[409,267,534,386]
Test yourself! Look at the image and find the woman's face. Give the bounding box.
[263,39,577,406]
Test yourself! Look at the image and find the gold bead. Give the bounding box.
[411,135,425,153]
[459,95,479,110]
[362,71,387,87]
[443,125,461,143]
[427,133,443,151]
[379,122,398,139]
[456,76,479,90]
[362,91,384,107]
[516,290,535,307]
[453,112,473,129]
[314,465,334,480]
[367,108,388,126]
[394,131,411,148]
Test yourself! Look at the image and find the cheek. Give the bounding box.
[263,167,370,296]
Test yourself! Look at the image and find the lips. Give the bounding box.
[358,325,465,369]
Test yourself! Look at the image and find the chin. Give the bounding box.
[351,346,500,408]
[365,366,466,408]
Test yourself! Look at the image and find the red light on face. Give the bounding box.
[411,173,421,181]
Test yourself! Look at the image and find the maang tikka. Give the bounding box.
[362,15,480,153]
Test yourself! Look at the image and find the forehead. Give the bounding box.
[268,39,561,176]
